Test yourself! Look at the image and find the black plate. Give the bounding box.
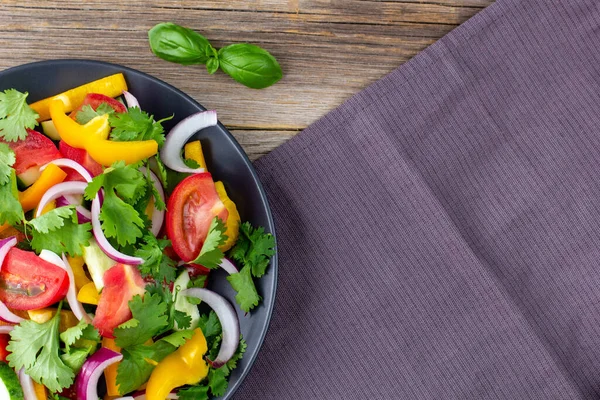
[0,59,277,399]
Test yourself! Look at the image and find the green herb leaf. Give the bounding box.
[229,222,275,278]
[60,345,95,374]
[159,330,194,347]
[108,107,169,147]
[178,385,210,400]
[206,57,220,75]
[0,89,38,142]
[190,217,227,269]
[198,311,221,340]
[134,234,177,284]
[208,367,229,396]
[0,143,15,185]
[227,265,261,312]
[28,206,73,234]
[75,103,115,124]
[114,293,169,348]
[0,170,24,226]
[7,307,75,392]
[116,340,175,395]
[148,22,212,65]
[29,206,92,257]
[59,319,100,352]
[218,43,283,89]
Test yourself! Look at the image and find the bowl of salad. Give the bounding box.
[0,59,277,400]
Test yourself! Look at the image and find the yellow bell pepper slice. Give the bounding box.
[102,337,122,396]
[77,282,100,305]
[33,381,47,399]
[30,73,128,122]
[86,139,158,166]
[27,309,79,332]
[214,181,240,251]
[146,328,209,400]
[184,141,207,170]
[19,164,67,212]
[67,256,91,290]
[50,97,110,148]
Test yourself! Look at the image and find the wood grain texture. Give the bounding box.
[0,0,494,160]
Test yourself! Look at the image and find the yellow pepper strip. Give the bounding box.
[184,140,207,170]
[33,381,47,399]
[145,328,209,400]
[34,200,56,217]
[214,181,241,251]
[50,97,158,166]
[102,338,122,397]
[30,73,128,122]
[27,309,79,332]
[67,256,92,290]
[19,164,67,212]
[77,282,100,305]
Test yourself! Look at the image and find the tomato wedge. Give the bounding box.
[166,173,228,271]
[59,140,104,180]
[92,263,145,338]
[0,248,69,310]
[70,93,126,120]
[0,334,9,362]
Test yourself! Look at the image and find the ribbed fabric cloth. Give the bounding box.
[234,0,600,398]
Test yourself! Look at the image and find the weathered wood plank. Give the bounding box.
[230,130,298,161]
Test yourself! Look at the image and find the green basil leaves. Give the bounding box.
[148,23,282,89]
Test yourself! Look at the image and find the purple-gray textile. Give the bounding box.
[235,0,600,398]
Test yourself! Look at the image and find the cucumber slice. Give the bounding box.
[17,166,41,188]
[82,238,117,291]
[41,120,60,141]
[173,270,200,331]
[0,362,24,400]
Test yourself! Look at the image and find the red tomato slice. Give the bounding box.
[0,334,9,362]
[166,173,228,272]
[70,93,126,120]
[0,248,69,310]
[92,263,145,338]
[59,140,104,180]
[2,129,60,175]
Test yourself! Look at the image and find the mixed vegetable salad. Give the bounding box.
[0,73,275,400]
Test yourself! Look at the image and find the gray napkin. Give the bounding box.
[235,0,600,398]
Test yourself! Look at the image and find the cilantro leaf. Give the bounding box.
[144,169,166,211]
[229,222,275,278]
[160,330,194,347]
[59,319,99,352]
[100,195,145,246]
[0,170,23,225]
[0,89,38,142]
[227,265,261,312]
[198,311,222,340]
[184,158,200,169]
[75,103,115,125]
[134,234,177,284]
[174,310,192,330]
[60,345,95,373]
[0,143,15,185]
[29,206,92,257]
[114,293,169,348]
[208,367,229,396]
[178,385,210,400]
[116,340,174,395]
[7,307,75,392]
[190,217,227,269]
[108,107,170,146]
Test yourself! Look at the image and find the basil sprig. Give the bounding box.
[148,22,282,89]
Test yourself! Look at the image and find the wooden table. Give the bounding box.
[0,0,493,160]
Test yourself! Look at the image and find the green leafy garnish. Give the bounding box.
[29,206,92,257]
[59,319,100,352]
[198,311,221,340]
[0,89,38,142]
[108,107,171,146]
[0,169,23,226]
[134,234,177,284]
[114,293,169,348]
[60,345,95,373]
[75,103,115,124]
[7,305,75,392]
[0,143,15,185]
[178,386,210,400]
[116,340,175,395]
[227,265,261,312]
[229,222,275,277]
[190,217,227,269]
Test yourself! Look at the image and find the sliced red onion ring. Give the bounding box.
[0,325,14,334]
[139,166,165,236]
[37,250,89,323]
[123,90,140,109]
[91,196,143,265]
[131,391,178,399]
[41,158,93,182]
[219,258,239,275]
[181,288,240,368]
[0,237,24,324]
[160,111,217,174]
[76,347,123,400]
[18,368,37,400]
[56,195,92,223]
[35,181,88,218]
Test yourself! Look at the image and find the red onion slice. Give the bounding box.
[219,258,239,275]
[160,111,217,174]
[0,237,24,324]
[131,391,178,399]
[76,347,123,400]
[91,196,143,265]
[41,158,93,182]
[123,90,140,109]
[37,250,89,322]
[56,195,92,223]
[139,166,165,236]
[181,288,240,368]
[18,368,38,400]
[35,181,88,218]
[0,325,14,334]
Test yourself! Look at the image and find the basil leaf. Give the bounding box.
[148,23,211,65]
[206,57,219,75]
[218,44,282,89]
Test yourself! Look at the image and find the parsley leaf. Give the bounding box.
[0,143,15,185]
[198,311,221,340]
[190,217,227,269]
[227,265,261,312]
[114,293,169,348]
[160,330,194,347]
[174,310,192,330]
[108,107,170,146]
[7,306,75,392]
[134,234,177,284]
[0,170,23,225]
[0,89,38,142]
[116,340,174,395]
[29,206,92,257]
[75,103,116,124]
[178,386,210,400]
[229,222,275,278]
[208,367,229,397]
[59,319,99,352]
[60,345,95,373]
